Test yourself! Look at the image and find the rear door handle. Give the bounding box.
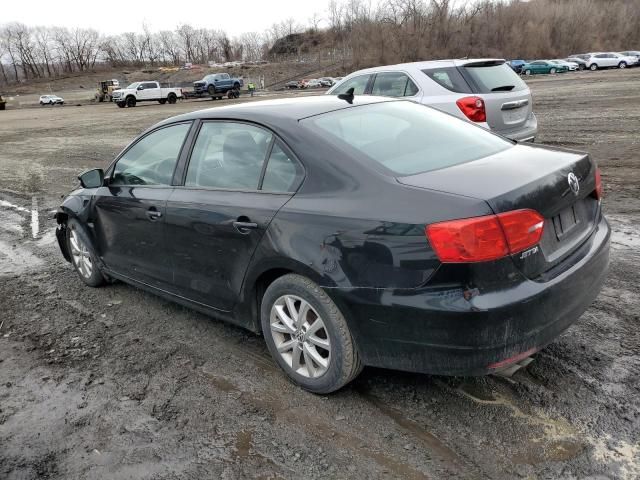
[233,221,258,234]
[146,208,162,221]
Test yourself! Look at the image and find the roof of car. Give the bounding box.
[342,58,506,76]
[155,95,396,127]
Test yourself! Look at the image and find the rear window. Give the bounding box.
[302,101,513,176]
[462,63,527,93]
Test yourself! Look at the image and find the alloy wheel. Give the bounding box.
[270,295,331,378]
[69,229,93,279]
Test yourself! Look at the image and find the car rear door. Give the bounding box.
[164,120,304,311]
[93,122,193,289]
[458,60,533,134]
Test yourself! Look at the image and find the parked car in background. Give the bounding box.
[569,54,590,61]
[193,73,244,99]
[585,52,634,70]
[611,52,638,67]
[521,60,568,75]
[55,96,609,393]
[111,81,183,108]
[328,58,537,141]
[508,60,526,73]
[566,57,588,70]
[304,79,324,88]
[319,77,335,87]
[618,51,640,64]
[285,81,300,89]
[39,94,64,105]
[550,59,579,71]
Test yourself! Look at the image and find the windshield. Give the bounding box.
[125,82,139,89]
[303,101,513,176]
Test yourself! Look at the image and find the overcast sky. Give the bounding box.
[2,0,327,36]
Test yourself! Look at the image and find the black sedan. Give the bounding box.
[55,96,610,393]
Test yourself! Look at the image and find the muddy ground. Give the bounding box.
[1,69,638,480]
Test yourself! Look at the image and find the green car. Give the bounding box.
[521,60,568,75]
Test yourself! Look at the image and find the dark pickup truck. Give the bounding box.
[193,73,244,99]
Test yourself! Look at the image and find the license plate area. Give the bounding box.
[502,107,527,124]
[553,205,580,240]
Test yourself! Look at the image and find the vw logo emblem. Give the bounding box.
[568,172,580,196]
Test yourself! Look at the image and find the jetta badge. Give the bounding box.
[568,172,580,196]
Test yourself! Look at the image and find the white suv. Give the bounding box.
[327,59,537,142]
[585,52,637,70]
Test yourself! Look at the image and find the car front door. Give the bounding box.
[164,121,304,311]
[92,122,193,289]
[137,82,156,100]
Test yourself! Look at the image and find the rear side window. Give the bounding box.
[331,75,371,95]
[371,72,419,97]
[462,63,527,93]
[261,143,303,192]
[422,67,472,93]
[185,122,272,190]
[112,123,191,186]
[303,101,512,176]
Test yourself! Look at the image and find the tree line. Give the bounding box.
[1,0,638,85]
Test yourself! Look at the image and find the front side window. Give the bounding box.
[331,75,372,95]
[185,122,272,190]
[371,72,419,97]
[303,101,513,176]
[111,123,191,186]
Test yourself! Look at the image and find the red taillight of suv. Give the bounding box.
[456,96,486,123]
[594,168,603,200]
[426,209,545,263]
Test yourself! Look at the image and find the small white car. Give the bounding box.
[550,59,579,71]
[305,79,324,88]
[328,59,537,142]
[39,95,64,105]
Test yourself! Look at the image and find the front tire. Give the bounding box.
[66,219,106,288]
[208,85,216,96]
[261,274,362,394]
[550,67,556,74]
[524,69,532,76]
[590,64,598,71]
[618,61,627,69]
[126,96,136,107]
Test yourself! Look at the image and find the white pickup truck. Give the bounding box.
[111,81,183,108]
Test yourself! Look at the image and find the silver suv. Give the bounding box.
[327,59,537,142]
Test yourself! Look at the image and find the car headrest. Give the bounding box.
[223,131,261,166]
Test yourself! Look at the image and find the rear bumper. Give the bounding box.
[497,112,538,142]
[328,215,610,376]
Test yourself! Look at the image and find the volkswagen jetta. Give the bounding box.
[55,96,610,393]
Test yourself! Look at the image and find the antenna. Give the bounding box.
[338,87,355,104]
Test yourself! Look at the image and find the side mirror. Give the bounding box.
[137,85,144,90]
[78,169,104,189]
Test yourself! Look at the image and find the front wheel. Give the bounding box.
[66,219,106,288]
[618,62,627,69]
[524,69,532,76]
[590,64,598,71]
[261,274,362,394]
[126,96,136,107]
[207,85,216,96]
[549,67,556,74]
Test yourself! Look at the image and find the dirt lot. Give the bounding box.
[1,69,639,479]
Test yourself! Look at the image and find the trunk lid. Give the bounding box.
[398,144,600,278]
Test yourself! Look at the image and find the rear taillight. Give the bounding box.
[426,209,545,263]
[594,168,603,200]
[456,96,486,122]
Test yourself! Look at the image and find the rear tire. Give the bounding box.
[66,219,106,288]
[167,93,177,104]
[261,274,363,394]
[126,96,136,107]
[550,67,556,74]
[618,61,627,69]
[159,99,167,104]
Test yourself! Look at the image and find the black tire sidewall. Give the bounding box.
[66,219,105,287]
[261,275,357,393]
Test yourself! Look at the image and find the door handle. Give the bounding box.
[233,221,258,234]
[146,209,162,221]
